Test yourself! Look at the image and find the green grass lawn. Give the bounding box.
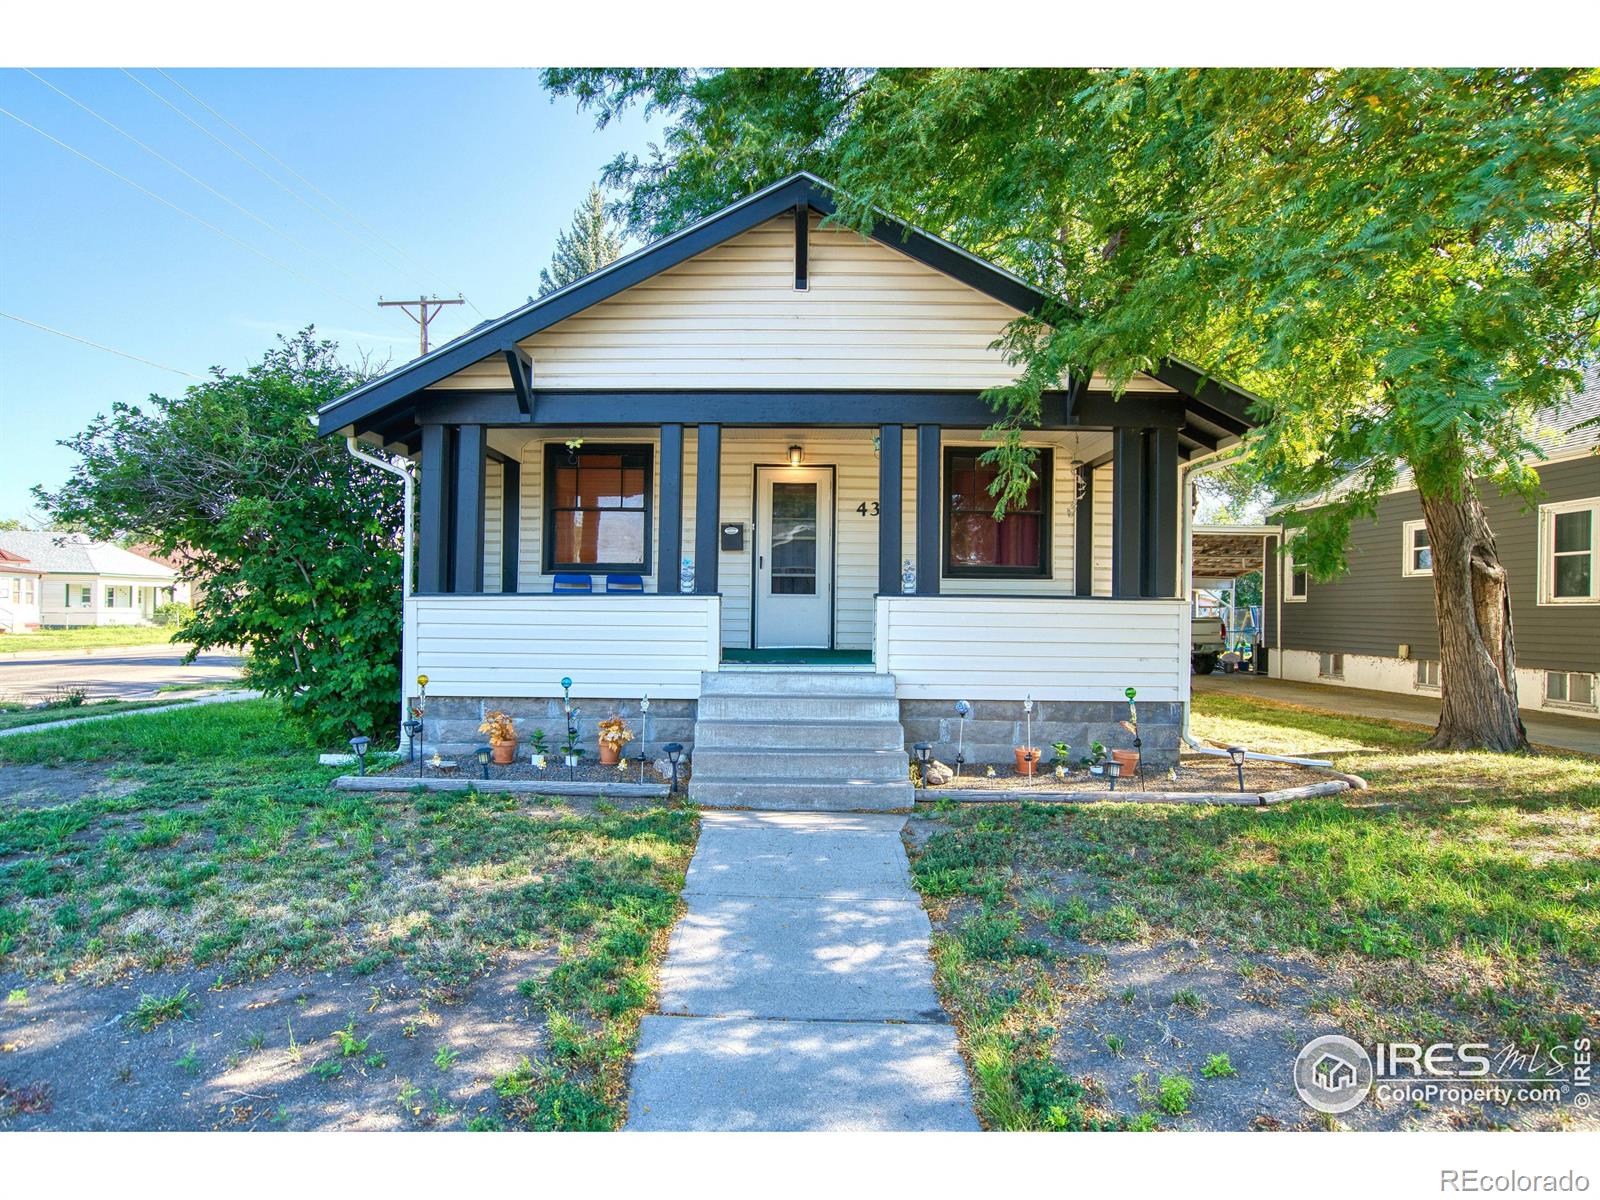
[0,700,697,1129]
[0,625,181,654]
[907,693,1600,1130]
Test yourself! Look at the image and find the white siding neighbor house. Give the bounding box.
[0,532,189,628]
[317,174,1260,809]
[0,548,44,633]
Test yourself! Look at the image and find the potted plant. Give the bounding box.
[479,710,519,765]
[528,727,548,770]
[597,716,635,766]
[1013,744,1040,777]
[1081,741,1108,776]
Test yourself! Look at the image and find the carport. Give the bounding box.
[1191,524,1280,673]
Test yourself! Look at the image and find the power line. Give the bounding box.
[120,69,441,301]
[0,105,373,319]
[154,69,486,321]
[1,312,204,378]
[25,69,377,301]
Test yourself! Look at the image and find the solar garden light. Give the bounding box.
[1227,746,1248,793]
[663,742,684,794]
[402,719,422,764]
[1023,694,1035,785]
[1106,758,1121,791]
[475,745,492,780]
[640,695,651,784]
[348,735,370,775]
[913,741,933,788]
[953,700,970,776]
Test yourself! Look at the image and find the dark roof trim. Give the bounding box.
[317,172,1053,436]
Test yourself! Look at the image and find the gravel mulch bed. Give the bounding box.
[926,754,1321,795]
[375,752,684,789]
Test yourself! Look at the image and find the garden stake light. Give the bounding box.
[1023,694,1035,786]
[913,742,932,788]
[954,699,970,776]
[640,694,650,784]
[664,742,684,794]
[1106,759,1121,791]
[403,719,422,766]
[348,736,369,775]
[475,745,492,780]
[1228,746,1247,792]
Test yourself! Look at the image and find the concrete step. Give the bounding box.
[689,778,915,812]
[691,746,911,782]
[697,693,900,722]
[700,670,895,697]
[693,718,906,751]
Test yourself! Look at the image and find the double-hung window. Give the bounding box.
[1539,498,1598,604]
[943,447,1051,578]
[1402,519,1432,577]
[1284,548,1309,601]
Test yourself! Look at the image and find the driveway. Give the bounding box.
[0,643,244,704]
[1193,672,1600,755]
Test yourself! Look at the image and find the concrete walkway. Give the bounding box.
[0,689,261,739]
[1194,673,1600,755]
[626,810,978,1131]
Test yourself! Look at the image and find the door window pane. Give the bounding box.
[770,482,817,595]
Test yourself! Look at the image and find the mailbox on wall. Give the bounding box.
[720,523,745,551]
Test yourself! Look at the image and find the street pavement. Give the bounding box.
[0,643,245,704]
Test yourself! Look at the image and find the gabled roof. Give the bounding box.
[0,531,179,578]
[0,547,40,575]
[316,172,1260,442]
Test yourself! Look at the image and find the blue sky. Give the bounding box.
[0,68,657,518]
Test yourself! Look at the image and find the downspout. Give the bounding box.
[346,436,415,744]
[1177,443,1249,751]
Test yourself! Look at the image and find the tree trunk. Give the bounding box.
[1419,489,1529,752]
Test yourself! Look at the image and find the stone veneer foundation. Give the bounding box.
[898,698,1182,770]
[417,695,697,760]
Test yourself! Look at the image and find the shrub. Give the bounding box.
[152,601,194,627]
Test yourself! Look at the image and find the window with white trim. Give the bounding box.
[1284,550,1309,601]
[1414,659,1440,690]
[1539,498,1598,604]
[1545,670,1596,711]
[1402,519,1432,577]
[1318,651,1344,678]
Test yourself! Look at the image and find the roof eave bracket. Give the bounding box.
[503,346,534,416]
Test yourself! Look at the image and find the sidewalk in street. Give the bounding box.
[0,689,261,739]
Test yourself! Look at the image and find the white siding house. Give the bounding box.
[317,174,1257,789]
[0,532,188,628]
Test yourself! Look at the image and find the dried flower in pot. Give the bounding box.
[597,716,635,766]
[479,709,519,764]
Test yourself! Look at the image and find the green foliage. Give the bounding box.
[37,329,402,747]
[538,184,626,297]
[151,601,194,627]
[1201,1053,1238,1079]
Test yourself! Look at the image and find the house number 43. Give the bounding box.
[855,501,880,517]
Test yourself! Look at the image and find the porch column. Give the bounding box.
[1074,463,1094,596]
[877,424,902,594]
[418,423,451,594]
[693,423,720,594]
[915,424,940,593]
[658,423,684,593]
[500,456,520,594]
[451,423,486,594]
[1111,427,1145,598]
[1147,426,1179,597]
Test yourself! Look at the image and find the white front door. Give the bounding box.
[754,466,833,648]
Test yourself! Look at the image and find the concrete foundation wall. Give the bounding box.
[899,697,1183,769]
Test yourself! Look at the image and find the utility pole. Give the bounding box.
[378,294,465,357]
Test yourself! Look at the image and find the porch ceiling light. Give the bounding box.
[788,445,803,467]
[349,735,370,775]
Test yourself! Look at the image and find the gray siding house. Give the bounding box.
[1265,374,1600,722]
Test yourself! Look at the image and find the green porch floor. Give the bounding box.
[720,648,875,666]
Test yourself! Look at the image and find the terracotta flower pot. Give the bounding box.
[1111,749,1140,777]
[491,739,518,765]
[598,742,621,766]
[1013,746,1040,776]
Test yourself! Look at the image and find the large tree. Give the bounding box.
[547,68,1600,750]
[538,183,626,296]
[39,329,404,747]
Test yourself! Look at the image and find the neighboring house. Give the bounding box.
[0,531,189,628]
[128,543,205,607]
[316,173,1259,808]
[0,547,44,633]
[1263,371,1600,721]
